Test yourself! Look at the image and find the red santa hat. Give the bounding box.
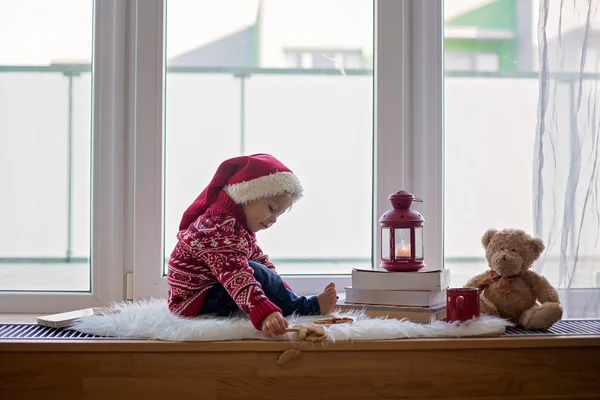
[179,153,303,230]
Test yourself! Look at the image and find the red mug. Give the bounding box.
[446,288,480,322]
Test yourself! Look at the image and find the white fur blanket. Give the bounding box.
[71,299,513,342]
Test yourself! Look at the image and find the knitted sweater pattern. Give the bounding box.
[167,191,282,329]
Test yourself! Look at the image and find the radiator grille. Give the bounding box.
[0,319,599,339]
[0,324,107,339]
[504,319,600,336]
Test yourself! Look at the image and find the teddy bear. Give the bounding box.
[464,228,563,330]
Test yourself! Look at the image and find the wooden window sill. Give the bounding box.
[2,314,599,399]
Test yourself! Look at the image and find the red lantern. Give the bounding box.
[379,190,425,272]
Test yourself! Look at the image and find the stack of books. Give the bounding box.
[339,267,450,323]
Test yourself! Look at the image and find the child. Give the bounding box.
[167,153,338,337]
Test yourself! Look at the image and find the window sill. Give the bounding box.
[1,313,599,351]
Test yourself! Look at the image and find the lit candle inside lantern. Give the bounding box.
[395,243,411,257]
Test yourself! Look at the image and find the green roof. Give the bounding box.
[446,0,516,31]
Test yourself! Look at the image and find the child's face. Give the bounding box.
[242,194,293,233]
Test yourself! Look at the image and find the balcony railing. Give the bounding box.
[1,65,599,287]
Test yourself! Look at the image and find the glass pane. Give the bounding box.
[381,228,390,260]
[0,1,93,291]
[444,1,600,317]
[414,227,423,259]
[164,0,374,275]
[394,228,411,259]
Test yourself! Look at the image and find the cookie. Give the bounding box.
[313,316,354,325]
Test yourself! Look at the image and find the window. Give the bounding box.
[444,0,600,318]
[445,51,500,71]
[0,2,93,293]
[582,48,599,73]
[132,0,375,297]
[0,0,444,308]
[285,50,364,69]
[129,0,442,299]
[0,1,126,312]
[0,0,94,294]
[10,0,595,319]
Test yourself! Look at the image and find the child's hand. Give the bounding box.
[261,312,289,337]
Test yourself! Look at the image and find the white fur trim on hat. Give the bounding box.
[223,171,303,204]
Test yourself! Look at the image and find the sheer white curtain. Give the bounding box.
[533,0,600,317]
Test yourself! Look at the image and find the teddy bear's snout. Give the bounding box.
[491,251,522,275]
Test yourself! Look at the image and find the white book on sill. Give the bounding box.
[351,268,450,291]
[37,307,119,329]
[345,287,447,307]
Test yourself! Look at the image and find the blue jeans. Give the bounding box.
[200,261,320,317]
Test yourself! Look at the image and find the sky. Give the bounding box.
[0,0,259,65]
[1,0,598,66]
[4,0,590,66]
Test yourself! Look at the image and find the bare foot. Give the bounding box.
[317,282,337,315]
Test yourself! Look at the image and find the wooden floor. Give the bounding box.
[1,314,600,399]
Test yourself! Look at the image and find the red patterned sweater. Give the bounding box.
[167,190,288,329]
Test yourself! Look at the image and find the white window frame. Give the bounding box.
[0,0,443,310]
[0,0,127,312]
[372,0,443,274]
[131,0,443,298]
[128,0,167,298]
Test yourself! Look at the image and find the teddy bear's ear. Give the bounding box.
[481,229,498,248]
[528,237,545,258]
